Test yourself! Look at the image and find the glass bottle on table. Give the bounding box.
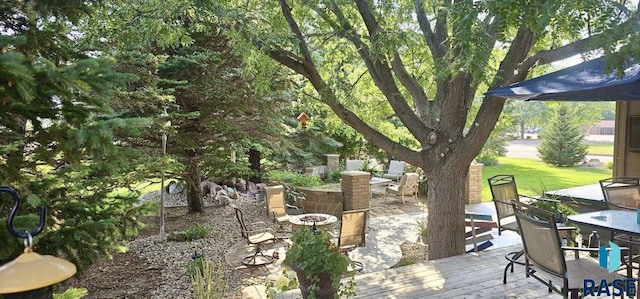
[588,230,600,257]
[575,232,583,248]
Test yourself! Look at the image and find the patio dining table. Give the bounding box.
[567,210,640,237]
[567,210,640,278]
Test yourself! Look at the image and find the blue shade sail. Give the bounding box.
[485,57,640,101]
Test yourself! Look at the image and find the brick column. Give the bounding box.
[325,154,340,172]
[465,161,484,204]
[341,171,370,210]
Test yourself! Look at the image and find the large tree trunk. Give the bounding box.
[185,151,203,213]
[425,165,468,259]
[248,148,261,183]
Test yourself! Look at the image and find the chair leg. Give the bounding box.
[344,251,364,273]
[242,244,274,266]
[275,222,290,239]
[503,250,525,284]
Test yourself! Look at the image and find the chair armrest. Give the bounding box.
[285,204,300,212]
[268,209,280,222]
[247,221,269,229]
[492,199,512,206]
[557,226,577,231]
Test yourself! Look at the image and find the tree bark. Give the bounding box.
[249,148,262,183]
[185,151,203,213]
[425,165,468,259]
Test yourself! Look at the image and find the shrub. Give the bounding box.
[54,287,88,299]
[394,256,419,267]
[324,170,342,184]
[476,156,498,166]
[267,170,323,187]
[183,224,211,241]
[265,267,299,298]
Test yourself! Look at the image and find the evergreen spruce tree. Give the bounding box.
[0,0,147,272]
[537,105,589,167]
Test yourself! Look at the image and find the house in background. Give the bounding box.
[585,120,615,135]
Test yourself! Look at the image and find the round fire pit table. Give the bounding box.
[289,213,338,232]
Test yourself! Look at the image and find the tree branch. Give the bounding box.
[391,53,429,107]
[278,0,314,64]
[413,0,446,58]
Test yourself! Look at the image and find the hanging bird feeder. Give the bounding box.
[0,186,76,299]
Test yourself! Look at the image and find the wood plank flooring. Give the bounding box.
[275,244,618,298]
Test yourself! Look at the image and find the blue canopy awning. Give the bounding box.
[485,57,640,101]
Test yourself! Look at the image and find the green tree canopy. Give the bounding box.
[211,0,639,259]
[0,0,148,272]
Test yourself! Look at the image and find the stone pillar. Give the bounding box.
[341,171,370,210]
[465,161,484,204]
[325,154,340,172]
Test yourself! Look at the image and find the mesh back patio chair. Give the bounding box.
[337,209,368,272]
[384,172,419,204]
[600,177,640,275]
[382,160,406,181]
[513,201,626,299]
[345,159,363,171]
[488,174,566,284]
[600,177,640,210]
[265,185,301,238]
[233,206,277,266]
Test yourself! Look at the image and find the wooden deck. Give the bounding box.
[276,244,565,298]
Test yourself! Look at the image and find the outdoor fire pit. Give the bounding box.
[289,213,338,232]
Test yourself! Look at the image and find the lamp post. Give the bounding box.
[159,110,170,242]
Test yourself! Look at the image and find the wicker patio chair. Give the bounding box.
[384,172,419,204]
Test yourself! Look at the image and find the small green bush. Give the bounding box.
[267,170,323,187]
[183,224,211,241]
[325,170,342,183]
[265,267,299,298]
[394,256,419,267]
[187,255,205,277]
[476,156,498,166]
[54,287,88,299]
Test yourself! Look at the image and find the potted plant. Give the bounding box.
[416,220,428,244]
[284,226,356,299]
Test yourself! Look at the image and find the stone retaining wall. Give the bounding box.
[296,187,344,218]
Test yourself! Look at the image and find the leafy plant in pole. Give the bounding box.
[537,105,589,167]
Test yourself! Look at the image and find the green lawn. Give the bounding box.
[481,157,612,201]
[584,141,614,156]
